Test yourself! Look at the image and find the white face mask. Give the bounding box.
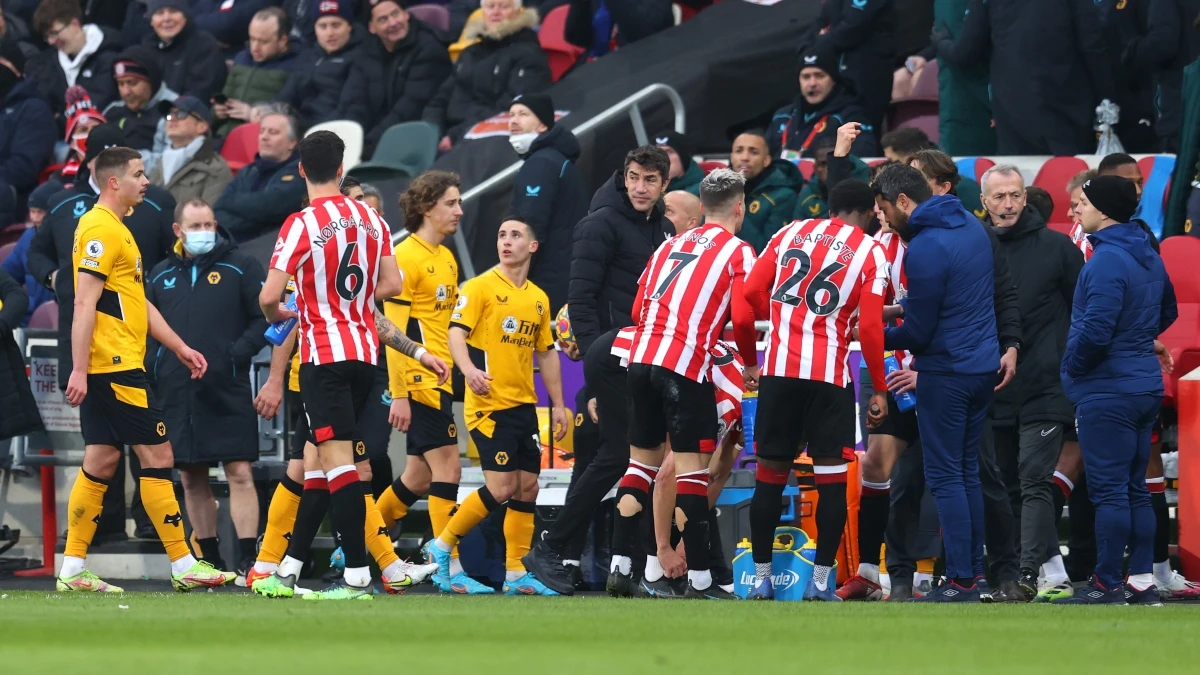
[509,131,538,155]
[183,230,216,256]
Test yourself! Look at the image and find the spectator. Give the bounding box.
[663,189,701,235]
[1,180,58,325]
[1025,186,1054,223]
[147,198,267,576]
[906,147,984,218]
[880,127,933,164]
[1101,0,1168,153]
[213,110,304,241]
[1097,152,1145,199]
[0,37,55,229]
[104,45,177,170]
[981,163,1084,601]
[212,7,298,137]
[30,0,122,111]
[567,145,669,357]
[143,0,228,103]
[340,0,451,157]
[56,85,106,184]
[799,0,895,143]
[193,0,274,57]
[728,129,801,253]
[1155,2,1200,152]
[655,130,703,195]
[766,44,876,161]
[927,0,996,156]
[275,0,360,127]
[506,93,586,314]
[0,267,42,442]
[451,1,567,46]
[148,96,232,205]
[564,0,673,56]
[1067,169,1096,225]
[359,181,382,212]
[424,0,551,151]
[1,0,39,62]
[804,125,871,220]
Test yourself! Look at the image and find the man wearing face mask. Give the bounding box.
[507,93,586,315]
[0,37,56,230]
[145,198,268,575]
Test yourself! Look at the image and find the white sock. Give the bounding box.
[857,562,880,584]
[688,569,712,590]
[449,556,464,577]
[382,560,402,581]
[1154,561,1174,585]
[252,561,278,575]
[1042,555,1068,585]
[344,566,370,587]
[433,538,452,553]
[610,555,631,575]
[60,556,85,578]
[562,559,581,568]
[506,570,525,582]
[914,571,932,587]
[719,583,734,594]
[813,564,832,591]
[755,562,772,581]
[645,555,664,582]
[170,554,198,576]
[1128,573,1155,591]
[278,555,304,579]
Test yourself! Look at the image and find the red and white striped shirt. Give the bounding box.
[751,218,887,385]
[874,230,913,369]
[1069,221,1093,261]
[627,224,758,382]
[270,195,394,366]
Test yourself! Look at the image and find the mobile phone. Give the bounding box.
[212,94,228,105]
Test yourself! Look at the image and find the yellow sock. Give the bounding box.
[139,471,192,562]
[364,492,400,570]
[879,545,887,575]
[64,470,108,559]
[504,501,536,573]
[917,558,936,575]
[259,478,302,565]
[428,481,461,559]
[375,485,411,529]
[438,487,498,550]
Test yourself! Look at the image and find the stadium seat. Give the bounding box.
[347,121,439,183]
[698,160,727,175]
[886,61,939,137]
[540,5,585,82]
[407,3,450,32]
[894,113,939,143]
[1136,154,1175,240]
[0,241,14,266]
[955,156,995,183]
[1047,221,1073,236]
[797,158,815,181]
[220,123,260,174]
[305,120,365,170]
[1033,156,1089,225]
[28,300,58,330]
[1159,236,1200,404]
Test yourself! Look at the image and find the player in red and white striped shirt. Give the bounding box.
[743,179,889,602]
[257,131,447,600]
[608,168,759,600]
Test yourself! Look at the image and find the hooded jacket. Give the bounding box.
[0,77,56,228]
[146,229,268,462]
[144,19,228,102]
[766,85,876,160]
[423,8,552,142]
[669,159,704,195]
[1062,222,1177,404]
[885,194,999,375]
[738,161,802,254]
[147,137,234,206]
[275,29,362,127]
[0,268,43,440]
[217,45,299,136]
[213,150,305,241]
[568,171,669,355]
[509,124,588,314]
[990,205,1083,424]
[32,24,123,113]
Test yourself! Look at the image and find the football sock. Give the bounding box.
[280,471,330,573]
[707,508,729,581]
[258,475,302,566]
[238,538,257,564]
[688,569,712,590]
[325,465,368,579]
[750,465,789,567]
[63,469,108,562]
[917,558,936,575]
[1154,561,1174,585]
[364,492,399,571]
[676,468,712,577]
[611,460,658,562]
[813,565,832,591]
[610,556,632,575]
[1043,554,1068,585]
[857,563,881,585]
[436,486,499,551]
[140,468,192,562]
[645,555,665,582]
[1149,481,1170,564]
[755,562,772,581]
[428,481,461,559]
[196,537,223,569]
[1128,573,1155,591]
[858,479,891,570]
[376,478,421,528]
[504,500,536,577]
[813,464,849,568]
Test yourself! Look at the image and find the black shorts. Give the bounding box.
[298,360,375,444]
[626,363,718,453]
[858,375,919,444]
[406,389,458,455]
[287,367,391,461]
[470,404,541,473]
[80,369,169,447]
[755,376,856,463]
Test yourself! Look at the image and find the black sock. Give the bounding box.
[1052,485,1068,528]
[238,537,257,563]
[392,476,421,507]
[707,508,730,583]
[196,537,223,569]
[677,493,711,573]
[857,488,890,566]
[327,471,368,570]
[750,465,789,565]
[640,487,658,557]
[285,478,330,564]
[1151,490,1170,563]
[814,478,848,568]
[612,486,650,559]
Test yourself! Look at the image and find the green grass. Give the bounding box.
[1,592,1197,674]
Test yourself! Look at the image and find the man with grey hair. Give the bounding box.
[213,110,305,241]
[982,160,1084,602]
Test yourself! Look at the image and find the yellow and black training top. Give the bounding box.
[72,204,146,374]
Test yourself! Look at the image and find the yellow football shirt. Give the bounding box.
[451,267,553,431]
[384,234,459,404]
[71,204,147,374]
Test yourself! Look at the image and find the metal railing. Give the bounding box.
[393,83,688,279]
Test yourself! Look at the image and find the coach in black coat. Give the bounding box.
[0,268,43,441]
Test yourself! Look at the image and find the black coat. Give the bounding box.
[339,21,452,156]
[143,21,229,102]
[766,85,877,160]
[510,124,589,315]
[423,9,552,142]
[1138,0,1200,149]
[25,180,177,387]
[800,0,896,138]
[0,268,43,441]
[146,231,267,464]
[213,151,305,242]
[564,0,673,49]
[567,171,668,356]
[0,77,57,228]
[990,206,1084,425]
[276,31,362,127]
[31,25,124,113]
[1103,0,1170,152]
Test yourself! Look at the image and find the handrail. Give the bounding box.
[395,83,688,279]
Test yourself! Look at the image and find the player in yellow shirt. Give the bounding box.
[59,147,234,593]
[429,216,568,595]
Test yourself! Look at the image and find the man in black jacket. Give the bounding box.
[340,0,451,157]
[213,110,304,241]
[143,0,227,103]
[766,43,877,161]
[147,199,267,575]
[567,145,670,357]
[275,0,360,127]
[980,163,1084,601]
[507,93,586,315]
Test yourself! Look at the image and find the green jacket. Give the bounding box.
[741,161,802,253]
[956,176,987,220]
[794,155,871,220]
[933,0,996,156]
[217,48,298,136]
[673,160,705,195]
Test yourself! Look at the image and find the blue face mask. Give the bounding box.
[183,230,216,256]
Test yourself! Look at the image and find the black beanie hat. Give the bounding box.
[653,130,692,164]
[82,124,128,166]
[798,42,839,80]
[1082,175,1139,224]
[511,92,554,129]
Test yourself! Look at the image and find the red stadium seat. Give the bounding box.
[540,6,585,82]
[28,301,58,330]
[0,242,14,266]
[407,4,450,32]
[1159,236,1200,404]
[1047,221,1073,236]
[220,123,260,174]
[797,158,815,181]
[699,160,727,175]
[1033,156,1090,226]
[894,114,939,143]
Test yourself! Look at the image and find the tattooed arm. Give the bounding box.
[375,312,451,385]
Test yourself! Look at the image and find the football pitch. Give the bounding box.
[1,589,1198,674]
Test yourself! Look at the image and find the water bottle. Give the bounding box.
[884,351,917,412]
[741,392,758,456]
[264,294,298,346]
